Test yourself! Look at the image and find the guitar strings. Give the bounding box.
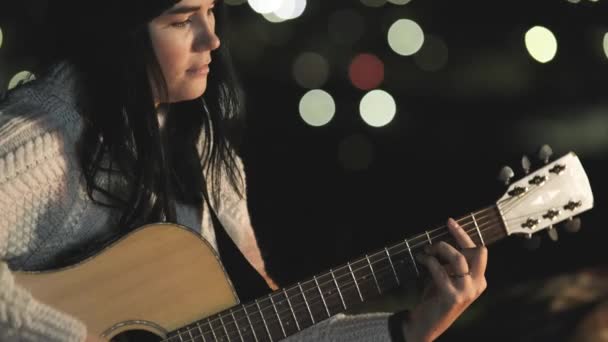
[166,206,506,341]
[171,170,565,340]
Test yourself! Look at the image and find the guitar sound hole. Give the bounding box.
[110,330,162,342]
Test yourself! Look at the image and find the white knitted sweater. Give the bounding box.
[0,63,395,341]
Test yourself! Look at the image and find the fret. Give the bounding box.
[384,247,400,286]
[425,230,433,245]
[347,262,364,301]
[404,239,419,276]
[285,285,313,329]
[194,322,207,342]
[210,315,229,342]
[316,273,344,316]
[230,309,245,342]
[177,329,185,342]
[219,315,230,341]
[470,213,486,246]
[270,291,299,336]
[330,269,347,310]
[332,265,362,307]
[313,276,331,317]
[255,299,274,342]
[298,282,315,324]
[208,318,218,341]
[365,254,382,294]
[243,304,261,342]
[269,295,287,338]
[350,258,381,299]
[284,288,302,331]
[232,306,254,341]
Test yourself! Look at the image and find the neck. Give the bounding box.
[165,204,507,342]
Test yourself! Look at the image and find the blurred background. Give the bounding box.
[1,0,607,340]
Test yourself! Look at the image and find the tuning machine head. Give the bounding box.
[521,155,531,175]
[498,166,515,185]
[547,225,559,242]
[561,217,582,233]
[538,144,553,164]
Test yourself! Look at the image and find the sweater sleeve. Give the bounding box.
[0,123,88,340]
[217,156,396,341]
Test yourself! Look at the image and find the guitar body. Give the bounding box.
[14,223,238,340]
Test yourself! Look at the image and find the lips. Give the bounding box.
[188,60,212,73]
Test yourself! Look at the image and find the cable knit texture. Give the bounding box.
[0,63,394,341]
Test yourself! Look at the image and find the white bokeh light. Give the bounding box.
[525,26,558,63]
[248,0,283,14]
[360,90,396,127]
[275,0,307,20]
[388,0,412,4]
[603,33,608,60]
[0,27,3,49]
[388,19,425,56]
[8,71,36,91]
[299,89,336,127]
[263,12,286,23]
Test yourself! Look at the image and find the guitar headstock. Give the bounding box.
[497,152,593,238]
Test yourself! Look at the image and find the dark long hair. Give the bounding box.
[38,1,245,230]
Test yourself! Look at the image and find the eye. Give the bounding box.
[171,18,192,28]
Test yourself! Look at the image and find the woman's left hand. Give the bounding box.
[402,217,488,342]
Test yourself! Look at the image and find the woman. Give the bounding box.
[0,0,488,341]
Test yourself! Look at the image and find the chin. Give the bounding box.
[170,86,208,103]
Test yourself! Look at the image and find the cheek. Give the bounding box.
[153,36,189,81]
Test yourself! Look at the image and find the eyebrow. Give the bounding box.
[164,0,216,15]
[164,5,201,15]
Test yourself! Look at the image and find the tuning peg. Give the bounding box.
[538,144,553,164]
[547,225,559,241]
[562,217,582,233]
[522,234,541,250]
[521,155,531,174]
[498,166,515,185]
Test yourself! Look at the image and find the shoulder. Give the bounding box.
[0,64,84,183]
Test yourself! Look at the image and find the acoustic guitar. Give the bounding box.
[14,151,594,341]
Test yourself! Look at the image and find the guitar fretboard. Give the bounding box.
[166,205,505,342]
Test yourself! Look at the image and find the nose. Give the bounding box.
[194,22,221,52]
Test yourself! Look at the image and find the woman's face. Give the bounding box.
[148,0,220,104]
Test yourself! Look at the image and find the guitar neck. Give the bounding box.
[169,205,506,342]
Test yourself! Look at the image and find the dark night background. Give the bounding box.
[1,0,607,341]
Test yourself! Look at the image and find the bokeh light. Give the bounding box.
[360,0,387,7]
[525,26,558,63]
[263,12,287,23]
[328,9,365,46]
[349,53,385,90]
[248,0,283,14]
[360,90,397,127]
[338,134,375,171]
[8,71,36,91]
[387,0,413,4]
[413,35,449,71]
[293,52,330,89]
[388,19,425,56]
[275,0,307,20]
[299,89,336,127]
[603,33,608,59]
[0,26,3,49]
